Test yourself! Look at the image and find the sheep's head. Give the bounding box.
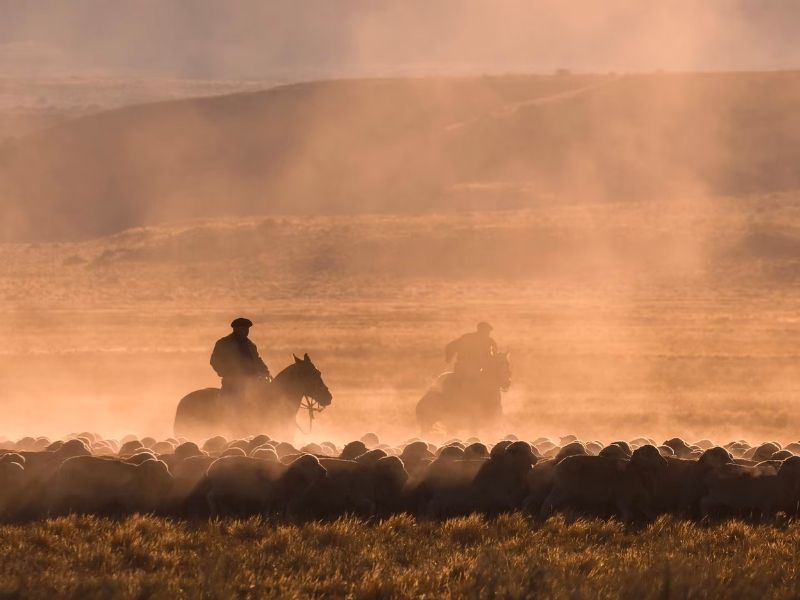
[555,441,587,463]
[630,445,668,473]
[286,454,327,494]
[699,446,733,469]
[504,441,537,467]
[599,443,631,460]
[341,441,368,460]
[373,456,409,490]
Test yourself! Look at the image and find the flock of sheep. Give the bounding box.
[2,432,800,523]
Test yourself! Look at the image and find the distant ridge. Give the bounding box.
[2,72,800,241]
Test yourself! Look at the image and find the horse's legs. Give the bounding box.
[416,392,442,436]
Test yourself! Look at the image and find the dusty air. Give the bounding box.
[2,1,800,597]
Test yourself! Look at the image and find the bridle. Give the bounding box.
[296,395,326,435]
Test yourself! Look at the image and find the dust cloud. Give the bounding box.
[1,2,800,446]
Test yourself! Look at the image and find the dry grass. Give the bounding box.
[1,514,799,599]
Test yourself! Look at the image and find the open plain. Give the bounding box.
[4,68,800,599]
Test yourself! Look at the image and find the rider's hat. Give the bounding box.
[230,317,253,328]
[477,321,493,332]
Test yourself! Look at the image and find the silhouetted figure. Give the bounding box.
[210,318,270,397]
[445,322,497,378]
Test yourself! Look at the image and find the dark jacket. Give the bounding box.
[210,334,269,379]
[445,332,497,374]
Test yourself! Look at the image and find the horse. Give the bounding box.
[174,353,332,441]
[415,352,511,438]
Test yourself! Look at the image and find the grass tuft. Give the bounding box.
[2,514,800,598]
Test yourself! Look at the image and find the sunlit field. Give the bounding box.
[2,514,799,599]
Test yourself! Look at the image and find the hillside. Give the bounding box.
[2,72,800,241]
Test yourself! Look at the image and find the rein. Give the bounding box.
[296,395,326,435]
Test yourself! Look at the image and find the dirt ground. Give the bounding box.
[2,201,800,444]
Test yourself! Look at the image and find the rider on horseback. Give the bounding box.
[445,322,497,386]
[210,317,271,399]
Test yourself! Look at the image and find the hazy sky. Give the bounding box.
[1,0,799,79]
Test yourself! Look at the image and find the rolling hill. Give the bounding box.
[2,72,800,241]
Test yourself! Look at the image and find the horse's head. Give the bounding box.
[486,352,511,392]
[292,353,333,406]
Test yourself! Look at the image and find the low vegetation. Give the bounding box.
[1,514,799,599]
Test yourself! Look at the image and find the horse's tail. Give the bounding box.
[416,390,442,436]
[174,388,221,440]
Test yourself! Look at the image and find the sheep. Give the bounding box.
[301,443,324,455]
[355,449,389,466]
[197,456,286,517]
[772,450,795,461]
[422,441,536,518]
[657,445,675,458]
[541,445,667,522]
[123,451,158,465]
[251,447,280,461]
[629,437,654,449]
[693,439,715,450]
[523,443,603,517]
[585,441,604,455]
[320,441,338,456]
[274,442,299,459]
[436,445,466,460]
[469,441,537,515]
[784,442,800,455]
[400,442,435,478]
[196,454,327,518]
[47,456,173,516]
[220,447,247,458]
[0,452,25,466]
[340,441,368,460]
[118,440,144,456]
[174,441,204,461]
[202,436,228,455]
[15,437,38,452]
[405,447,486,517]
[227,439,250,453]
[752,442,782,463]
[92,442,116,456]
[0,461,25,520]
[554,442,587,462]
[151,441,175,455]
[464,442,489,460]
[491,440,513,457]
[291,456,409,520]
[651,447,733,516]
[246,435,272,454]
[522,459,557,516]
[360,433,380,448]
[8,432,800,523]
[45,440,63,452]
[700,456,800,518]
[58,439,92,459]
[663,438,694,459]
[599,443,631,460]
[9,439,93,517]
[369,456,410,516]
